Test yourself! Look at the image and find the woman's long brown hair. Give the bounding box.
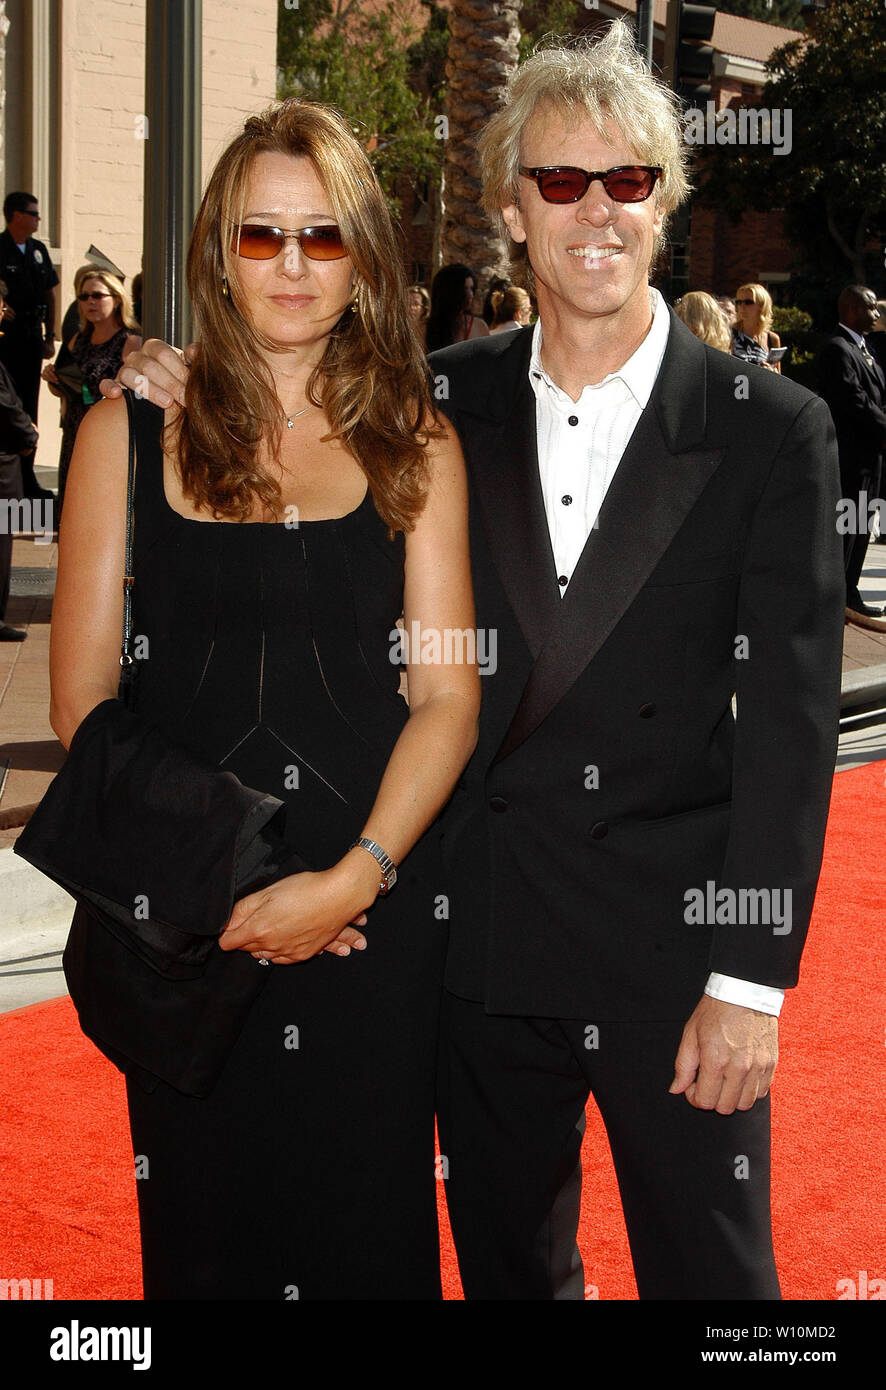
[178,99,441,532]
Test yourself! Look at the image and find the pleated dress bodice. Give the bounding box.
[127,396,409,868]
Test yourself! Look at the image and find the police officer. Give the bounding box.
[0,192,58,499]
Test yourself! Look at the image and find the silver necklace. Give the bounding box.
[285,404,315,429]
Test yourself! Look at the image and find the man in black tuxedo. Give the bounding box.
[868,300,886,375]
[106,20,844,1303]
[428,21,844,1300]
[816,287,886,626]
[0,277,38,641]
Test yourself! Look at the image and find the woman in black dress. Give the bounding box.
[42,268,141,519]
[49,100,479,1300]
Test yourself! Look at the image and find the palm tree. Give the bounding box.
[441,0,521,305]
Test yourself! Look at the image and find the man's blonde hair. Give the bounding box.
[478,18,691,285]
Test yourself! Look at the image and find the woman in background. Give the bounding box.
[674,291,731,353]
[732,282,782,373]
[489,285,532,334]
[407,283,430,349]
[425,263,489,352]
[43,267,140,520]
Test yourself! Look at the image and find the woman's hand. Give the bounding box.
[218,854,381,964]
[41,363,58,384]
[98,338,193,407]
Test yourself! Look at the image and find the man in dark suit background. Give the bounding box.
[816,286,886,627]
[430,19,844,1299]
[868,299,886,376]
[0,277,38,642]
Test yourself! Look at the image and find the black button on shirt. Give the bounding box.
[561,495,572,506]
[567,415,579,427]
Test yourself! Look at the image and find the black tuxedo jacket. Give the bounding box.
[816,326,886,485]
[431,312,844,1021]
[0,361,36,499]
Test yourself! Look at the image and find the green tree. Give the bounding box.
[518,0,588,60]
[277,0,443,206]
[716,0,805,29]
[698,0,886,288]
[441,0,522,288]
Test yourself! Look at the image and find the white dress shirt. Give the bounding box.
[528,288,784,1018]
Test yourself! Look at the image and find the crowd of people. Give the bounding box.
[0,192,142,638]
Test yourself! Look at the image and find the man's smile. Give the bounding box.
[565,245,622,263]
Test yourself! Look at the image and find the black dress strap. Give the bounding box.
[128,393,168,532]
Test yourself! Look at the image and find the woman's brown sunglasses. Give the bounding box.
[233,224,348,261]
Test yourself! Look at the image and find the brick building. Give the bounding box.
[1,0,278,467]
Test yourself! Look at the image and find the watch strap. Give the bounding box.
[350,837,398,894]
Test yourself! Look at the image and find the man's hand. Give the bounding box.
[98,338,194,407]
[42,337,56,360]
[670,995,778,1114]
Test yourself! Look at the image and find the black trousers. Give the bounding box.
[0,336,43,495]
[842,461,883,609]
[437,990,781,1301]
[0,525,11,622]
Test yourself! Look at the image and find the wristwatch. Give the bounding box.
[350,837,398,894]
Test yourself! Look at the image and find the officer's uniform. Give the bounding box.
[0,227,58,496]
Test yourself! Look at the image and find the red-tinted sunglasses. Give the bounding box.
[233,224,348,261]
[519,165,662,204]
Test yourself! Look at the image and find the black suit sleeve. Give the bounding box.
[0,363,38,455]
[710,396,845,988]
[817,339,886,449]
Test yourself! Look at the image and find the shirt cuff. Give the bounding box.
[704,972,785,1017]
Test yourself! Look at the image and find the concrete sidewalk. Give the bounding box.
[2,523,886,1012]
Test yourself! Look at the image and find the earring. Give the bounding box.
[221,276,229,298]
[350,287,360,314]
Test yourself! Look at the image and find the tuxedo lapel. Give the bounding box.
[837,326,886,398]
[465,330,561,659]
[493,313,726,765]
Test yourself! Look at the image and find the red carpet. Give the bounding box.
[2,762,884,1300]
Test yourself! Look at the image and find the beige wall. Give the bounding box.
[52,0,279,307]
[2,0,278,475]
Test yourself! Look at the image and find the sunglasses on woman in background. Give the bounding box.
[232,223,348,261]
[519,165,662,204]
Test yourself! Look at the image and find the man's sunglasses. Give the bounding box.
[519,165,662,204]
[77,291,112,301]
[233,224,347,261]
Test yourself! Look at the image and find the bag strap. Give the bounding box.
[120,388,137,679]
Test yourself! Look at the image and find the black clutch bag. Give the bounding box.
[14,390,311,1096]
